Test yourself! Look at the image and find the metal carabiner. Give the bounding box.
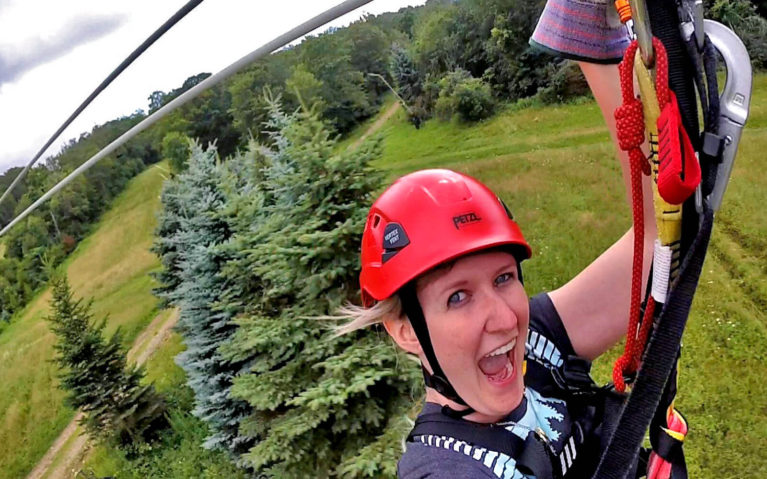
[630,0,655,67]
[692,0,705,50]
[703,20,753,211]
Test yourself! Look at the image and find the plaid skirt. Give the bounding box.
[530,0,631,64]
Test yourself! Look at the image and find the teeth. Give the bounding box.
[485,339,516,357]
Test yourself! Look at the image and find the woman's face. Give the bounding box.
[417,250,528,423]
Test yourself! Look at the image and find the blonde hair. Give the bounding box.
[331,296,404,336]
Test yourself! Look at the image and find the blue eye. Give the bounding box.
[495,272,514,285]
[447,291,467,307]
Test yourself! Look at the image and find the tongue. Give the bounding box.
[478,354,509,376]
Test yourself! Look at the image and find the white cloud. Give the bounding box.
[0,0,425,174]
[0,14,127,86]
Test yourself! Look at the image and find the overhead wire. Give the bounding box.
[0,0,206,211]
[0,0,374,238]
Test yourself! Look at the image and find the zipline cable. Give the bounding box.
[0,0,206,210]
[0,0,374,238]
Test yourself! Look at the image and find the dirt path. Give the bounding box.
[349,101,402,151]
[26,308,180,479]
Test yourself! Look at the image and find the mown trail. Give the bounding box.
[349,101,401,150]
[27,308,179,479]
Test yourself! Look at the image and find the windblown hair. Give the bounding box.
[333,296,404,336]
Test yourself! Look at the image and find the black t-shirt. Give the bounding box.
[398,293,581,479]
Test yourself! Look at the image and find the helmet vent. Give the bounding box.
[373,214,381,228]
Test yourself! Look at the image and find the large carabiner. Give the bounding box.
[703,20,752,211]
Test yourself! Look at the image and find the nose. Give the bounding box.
[482,289,518,334]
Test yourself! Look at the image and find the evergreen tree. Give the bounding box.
[151,143,254,458]
[390,44,427,127]
[47,274,167,444]
[220,101,420,477]
[151,180,184,308]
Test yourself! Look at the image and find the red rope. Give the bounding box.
[612,38,672,391]
[612,40,646,392]
[611,39,670,392]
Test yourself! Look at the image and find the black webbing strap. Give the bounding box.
[591,206,713,479]
[399,283,469,407]
[647,0,700,148]
[409,412,559,479]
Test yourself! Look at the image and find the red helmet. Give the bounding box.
[360,169,531,306]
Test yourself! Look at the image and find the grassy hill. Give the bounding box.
[0,164,168,479]
[4,74,765,478]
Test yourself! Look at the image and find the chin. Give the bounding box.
[471,379,525,422]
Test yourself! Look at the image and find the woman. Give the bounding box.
[339,2,656,477]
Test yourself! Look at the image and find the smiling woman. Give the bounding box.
[336,164,655,478]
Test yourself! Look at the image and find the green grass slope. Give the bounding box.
[0,164,167,479]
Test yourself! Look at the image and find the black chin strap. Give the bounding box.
[399,283,473,414]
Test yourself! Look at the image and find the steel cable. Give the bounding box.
[0,0,374,238]
[0,0,206,210]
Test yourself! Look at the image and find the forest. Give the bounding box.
[1,0,766,477]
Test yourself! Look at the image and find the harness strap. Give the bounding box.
[409,412,560,479]
[646,0,700,150]
[591,206,713,479]
[689,35,723,198]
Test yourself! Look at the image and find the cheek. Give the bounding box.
[427,315,483,363]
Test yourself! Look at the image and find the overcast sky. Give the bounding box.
[0,0,426,175]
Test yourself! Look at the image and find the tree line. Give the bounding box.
[0,114,157,323]
[148,97,419,476]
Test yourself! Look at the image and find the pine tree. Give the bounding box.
[151,143,254,458]
[391,44,422,104]
[151,179,183,308]
[47,274,167,444]
[390,44,427,127]
[220,100,421,477]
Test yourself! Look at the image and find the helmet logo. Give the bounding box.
[452,212,482,230]
[382,222,410,263]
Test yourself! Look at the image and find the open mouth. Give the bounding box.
[478,338,516,384]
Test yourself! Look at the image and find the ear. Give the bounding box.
[382,315,422,356]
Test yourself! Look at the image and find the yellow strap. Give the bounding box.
[633,52,683,280]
